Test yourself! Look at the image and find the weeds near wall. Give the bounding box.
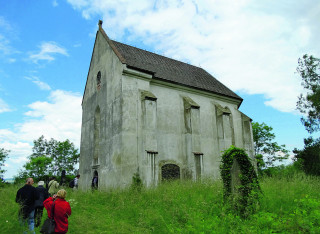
[220,146,261,218]
[131,172,143,192]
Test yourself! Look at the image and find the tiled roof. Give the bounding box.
[111,40,242,101]
[95,23,241,102]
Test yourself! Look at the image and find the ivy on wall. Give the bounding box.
[220,146,261,217]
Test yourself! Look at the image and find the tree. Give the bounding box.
[252,122,289,170]
[21,136,80,179]
[50,140,79,175]
[294,54,320,175]
[0,148,10,179]
[296,54,320,133]
[293,137,320,176]
[24,156,53,179]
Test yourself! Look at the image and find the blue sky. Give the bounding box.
[1,0,319,178]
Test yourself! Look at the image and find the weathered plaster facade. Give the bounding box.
[79,22,255,190]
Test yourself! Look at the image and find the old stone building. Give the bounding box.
[78,21,254,190]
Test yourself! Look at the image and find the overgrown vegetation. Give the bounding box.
[1,167,320,233]
[131,172,143,192]
[220,146,260,218]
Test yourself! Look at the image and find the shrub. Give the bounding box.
[131,172,143,192]
[293,137,320,176]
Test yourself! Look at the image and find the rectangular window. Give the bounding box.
[194,153,203,181]
[146,151,158,184]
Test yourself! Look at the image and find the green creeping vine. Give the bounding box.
[220,146,261,217]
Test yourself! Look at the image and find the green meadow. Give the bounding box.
[1,171,320,233]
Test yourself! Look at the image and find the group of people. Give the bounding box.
[15,176,77,233]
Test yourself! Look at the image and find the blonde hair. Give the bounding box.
[56,189,67,199]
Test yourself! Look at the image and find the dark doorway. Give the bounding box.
[161,164,180,181]
[92,170,98,189]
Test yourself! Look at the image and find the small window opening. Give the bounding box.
[96,71,101,90]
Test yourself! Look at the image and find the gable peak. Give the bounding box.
[98,20,103,29]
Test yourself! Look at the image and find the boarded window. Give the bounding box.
[194,153,203,181]
[147,151,157,184]
[141,90,157,152]
[161,164,180,181]
[215,104,235,152]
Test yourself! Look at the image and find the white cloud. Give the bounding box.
[0,129,17,141]
[73,43,82,47]
[67,0,89,10]
[25,75,51,91]
[7,58,16,63]
[66,0,320,113]
[0,34,11,55]
[52,0,58,7]
[0,17,19,58]
[0,140,32,178]
[0,98,12,113]
[1,90,82,178]
[29,41,69,63]
[0,141,31,164]
[20,90,82,145]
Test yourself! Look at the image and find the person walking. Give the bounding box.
[16,177,40,234]
[43,189,71,234]
[48,176,59,196]
[34,181,49,227]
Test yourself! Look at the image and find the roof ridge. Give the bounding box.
[111,39,204,70]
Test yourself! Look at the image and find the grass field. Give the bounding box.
[1,171,320,233]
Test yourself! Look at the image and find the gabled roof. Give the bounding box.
[111,40,242,101]
[94,21,242,103]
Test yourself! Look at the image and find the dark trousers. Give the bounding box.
[34,206,44,227]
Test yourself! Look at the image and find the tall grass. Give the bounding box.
[1,172,320,233]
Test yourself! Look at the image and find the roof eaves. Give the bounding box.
[151,75,243,103]
[126,65,155,76]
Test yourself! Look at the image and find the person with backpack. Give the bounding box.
[34,181,49,227]
[48,177,59,196]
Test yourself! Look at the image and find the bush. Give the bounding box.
[293,137,320,176]
[131,172,143,192]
